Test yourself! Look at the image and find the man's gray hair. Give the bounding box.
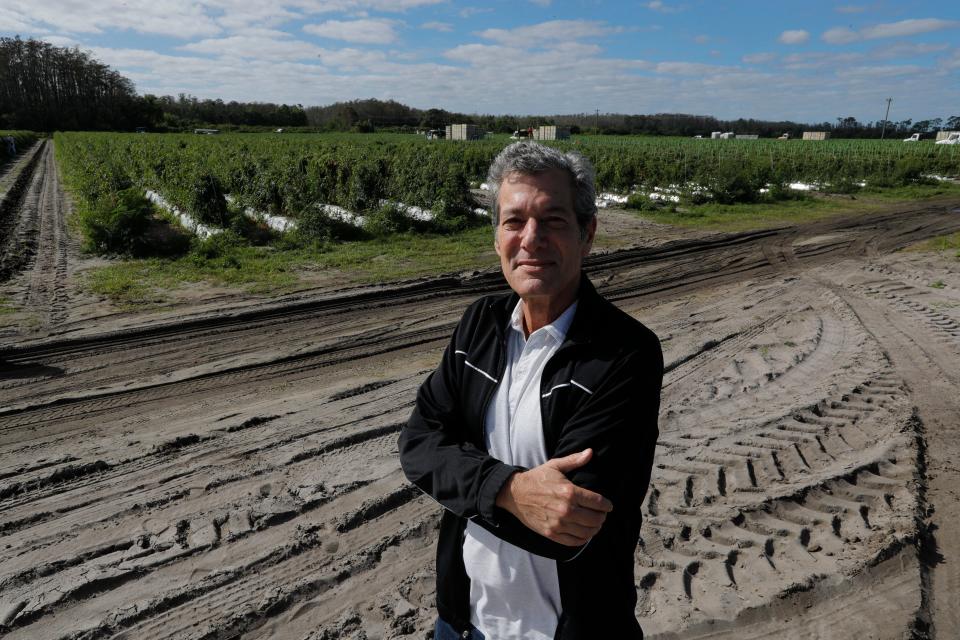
[486,142,597,232]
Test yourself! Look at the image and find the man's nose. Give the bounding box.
[520,218,546,249]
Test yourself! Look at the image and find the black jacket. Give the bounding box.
[399,274,663,639]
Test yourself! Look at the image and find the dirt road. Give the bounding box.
[1,148,959,639]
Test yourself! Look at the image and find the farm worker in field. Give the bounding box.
[400,142,663,639]
[3,136,14,157]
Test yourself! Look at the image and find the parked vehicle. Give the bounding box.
[903,133,921,142]
[935,132,960,145]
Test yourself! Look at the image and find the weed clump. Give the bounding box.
[78,188,189,257]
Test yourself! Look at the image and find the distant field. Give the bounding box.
[50,131,960,300]
[55,131,960,227]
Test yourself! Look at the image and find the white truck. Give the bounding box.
[903,133,921,142]
[935,132,960,145]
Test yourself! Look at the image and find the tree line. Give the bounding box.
[303,100,959,139]
[153,94,307,130]
[2,37,957,138]
[0,36,159,130]
[0,37,309,131]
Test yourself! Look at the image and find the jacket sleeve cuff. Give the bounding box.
[477,462,521,526]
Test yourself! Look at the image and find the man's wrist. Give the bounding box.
[479,463,522,524]
[495,470,519,514]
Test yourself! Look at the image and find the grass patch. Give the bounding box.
[929,280,946,289]
[859,181,960,201]
[0,295,16,315]
[631,182,960,232]
[86,226,496,307]
[301,225,496,280]
[635,197,841,231]
[907,231,960,255]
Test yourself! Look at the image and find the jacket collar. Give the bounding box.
[490,272,601,347]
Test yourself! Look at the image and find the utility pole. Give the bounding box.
[595,109,600,133]
[880,97,892,140]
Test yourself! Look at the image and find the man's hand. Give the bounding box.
[495,449,613,547]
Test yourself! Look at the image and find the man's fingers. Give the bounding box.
[546,448,593,474]
[572,486,613,512]
[550,531,590,547]
[564,504,608,529]
[554,519,601,541]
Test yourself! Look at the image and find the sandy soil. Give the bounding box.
[1,146,959,639]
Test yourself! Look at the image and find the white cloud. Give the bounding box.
[529,0,552,6]
[871,41,951,58]
[420,21,452,32]
[861,18,960,39]
[180,35,323,61]
[208,2,302,30]
[446,41,606,67]
[940,49,960,70]
[781,51,864,70]
[478,20,621,46]
[823,18,960,44]
[645,1,679,13]
[0,7,37,33]
[778,29,810,45]
[458,7,493,18]
[304,18,399,44]
[742,52,777,64]
[1,0,444,41]
[655,61,732,75]
[2,0,222,39]
[296,0,442,12]
[316,47,388,70]
[822,26,860,44]
[39,34,82,47]
[836,64,928,79]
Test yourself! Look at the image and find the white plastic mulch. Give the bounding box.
[148,191,491,236]
[145,190,221,238]
[379,200,490,220]
[380,200,433,222]
[318,203,366,227]
[225,195,297,232]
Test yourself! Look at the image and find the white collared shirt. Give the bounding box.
[463,299,578,640]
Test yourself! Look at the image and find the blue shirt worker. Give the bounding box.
[399,142,663,640]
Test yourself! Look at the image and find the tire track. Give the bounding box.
[21,143,70,327]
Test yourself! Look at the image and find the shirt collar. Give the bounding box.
[509,299,579,344]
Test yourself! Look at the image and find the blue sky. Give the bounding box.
[3,1,959,123]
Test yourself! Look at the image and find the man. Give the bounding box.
[399,142,662,639]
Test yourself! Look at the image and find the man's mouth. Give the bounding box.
[516,259,554,268]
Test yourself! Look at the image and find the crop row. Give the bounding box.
[55,132,960,232]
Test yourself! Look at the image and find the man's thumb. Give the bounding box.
[548,449,593,473]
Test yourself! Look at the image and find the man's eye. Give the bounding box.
[546,218,569,229]
[502,219,523,230]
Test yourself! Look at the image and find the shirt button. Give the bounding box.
[461,631,470,639]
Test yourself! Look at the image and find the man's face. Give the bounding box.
[494,169,596,303]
